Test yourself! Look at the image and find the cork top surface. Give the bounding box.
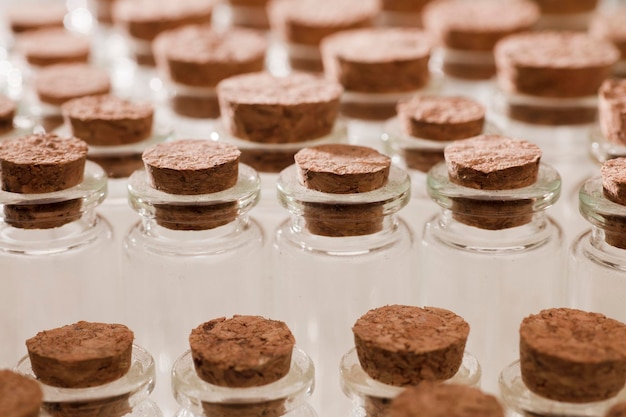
[353,305,469,353]
[156,25,267,64]
[423,0,539,33]
[322,28,432,63]
[0,370,43,417]
[0,133,87,166]
[601,158,626,205]
[520,309,626,364]
[397,95,485,125]
[600,79,626,110]
[114,0,216,23]
[25,321,134,363]
[62,94,154,121]
[272,0,380,27]
[389,382,504,417]
[495,31,619,69]
[7,3,67,28]
[217,72,343,105]
[35,64,111,103]
[18,28,90,57]
[0,95,16,119]
[143,140,240,172]
[606,402,626,417]
[189,316,295,380]
[590,9,626,42]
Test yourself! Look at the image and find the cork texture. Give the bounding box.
[18,28,90,67]
[302,201,385,237]
[142,140,240,195]
[42,393,131,417]
[450,197,534,230]
[4,200,83,230]
[400,148,445,173]
[519,308,626,402]
[295,144,391,193]
[7,3,67,33]
[0,95,16,135]
[599,79,626,146]
[217,72,342,143]
[0,370,43,417]
[442,61,497,80]
[153,202,239,231]
[590,9,626,59]
[63,95,154,146]
[170,93,221,119]
[423,0,539,51]
[495,32,619,98]
[26,321,134,388]
[444,135,541,190]
[35,64,111,106]
[154,25,267,87]
[388,382,504,417]
[239,148,299,173]
[341,100,399,121]
[503,101,598,126]
[606,401,626,417]
[602,158,626,249]
[189,315,295,387]
[321,28,432,93]
[397,96,485,141]
[88,154,144,179]
[382,0,434,12]
[353,305,469,385]
[531,0,598,14]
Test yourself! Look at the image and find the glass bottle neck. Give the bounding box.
[580,176,626,250]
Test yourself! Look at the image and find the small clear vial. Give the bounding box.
[420,142,564,395]
[272,147,414,417]
[124,142,266,415]
[16,344,163,417]
[172,346,317,417]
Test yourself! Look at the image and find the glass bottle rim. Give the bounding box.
[579,175,626,228]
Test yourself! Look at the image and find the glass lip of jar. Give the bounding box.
[499,360,626,415]
[340,72,443,104]
[210,119,347,152]
[171,346,314,408]
[426,161,561,213]
[127,162,260,217]
[590,125,626,164]
[0,160,107,208]
[579,175,626,228]
[340,347,481,401]
[277,163,411,215]
[15,344,155,403]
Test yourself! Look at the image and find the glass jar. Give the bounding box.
[15,344,163,417]
[569,175,626,323]
[419,162,564,395]
[123,163,266,415]
[500,360,626,417]
[340,348,480,417]
[0,161,115,368]
[272,164,414,417]
[172,346,316,417]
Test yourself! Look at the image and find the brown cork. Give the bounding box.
[388,382,504,417]
[7,3,67,34]
[170,93,221,119]
[423,0,539,51]
[3,200,83,230]
[26,321,134,388]
[400,148,445,173]
[442,61,497,80]
[154,25,267,88]
[353,305,469,386]
[382,0,434,13]
[502,101,598,126]
[606,402,626,417]
[42,394,131,417]
[18,28,90,67]
[340,100,400,121]
[189,315,295,387]
[495,32,619,99]
[0,95,16,135]
[599,79,626,146]
[62,95,154,146]
[217,72,342,144]
[601,158,626,249]
[228,0,270,30]
[531,0,598,14]
[397,96,485,141]
[321,28,432,93]
[590,9,626,61]
[520,308,626,403]
[88,154,144,179]
[239,148,299,173]
[0,370,43,417]
[94,0,117,24]
[35,64,111,106]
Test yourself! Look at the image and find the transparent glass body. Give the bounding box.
[123,164,267,415]
[419,162,564,395]
[499,361,626,417]
[341,348,480,417]
[569,176,626,323]
[172,346,317,417]
[16,345,162,417]
[272,164,414,417]
[0,162,115,368]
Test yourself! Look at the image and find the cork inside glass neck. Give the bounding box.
[579,176,626,249]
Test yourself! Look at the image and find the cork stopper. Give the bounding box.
[0,95,16,135]
[599,158,626,249]
[0,370,43,417]
[606,402,626,417]
[26,321,134,388]
[0,134,88,229]
[18,28,90,67]
[35,64,112,107]
[519,308,626,403]
[7,3,67,34]
[388,382,504,417]
[599,79,626,146]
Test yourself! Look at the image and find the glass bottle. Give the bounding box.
[123,163,266,415]
[569,175,626,323]
[0,161,115,368]
[172,345,317,417]
[419,161,564,395]
[16,344,163,417]
[272,163,414,417]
